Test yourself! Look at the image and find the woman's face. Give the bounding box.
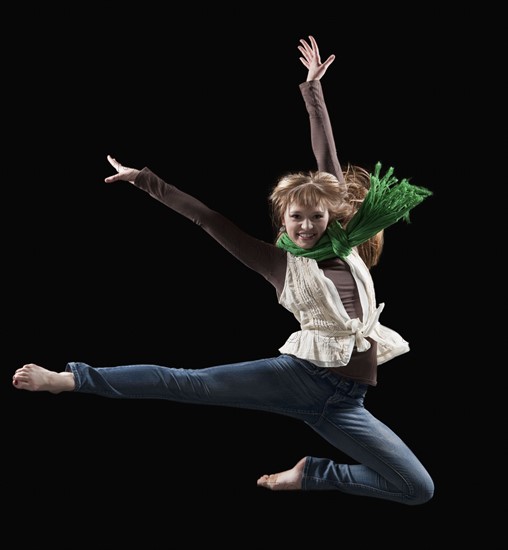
[283,202,330,249]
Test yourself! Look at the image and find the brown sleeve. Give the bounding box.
[299,80,345,184]
[131,167,287,292]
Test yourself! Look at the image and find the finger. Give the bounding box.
[298,46,313,64]
[107,155,117,169]
[298,48,311,64]
[299,39,312,56]
[309,35,322,61]
[107,155,122,172]
[323,54,335,67]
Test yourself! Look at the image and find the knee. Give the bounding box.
[405,474,435,506]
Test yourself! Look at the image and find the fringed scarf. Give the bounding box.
[276,162,433,261]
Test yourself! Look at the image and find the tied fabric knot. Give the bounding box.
[344,303,385,352]
[346,319,371,352]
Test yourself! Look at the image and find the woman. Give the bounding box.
[12,36,434,504]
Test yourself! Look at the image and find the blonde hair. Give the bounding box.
[269,165,384,268]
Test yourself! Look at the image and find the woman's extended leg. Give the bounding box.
[13,355,333,418]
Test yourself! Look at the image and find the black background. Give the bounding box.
[4,5,499,546]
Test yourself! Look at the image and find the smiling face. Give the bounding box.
[283,202,330,249]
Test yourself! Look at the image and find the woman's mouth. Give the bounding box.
[297,233,317,243]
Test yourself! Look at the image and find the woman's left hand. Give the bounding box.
[298,35,335,82]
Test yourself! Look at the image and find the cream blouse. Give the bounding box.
[278,250,410,368]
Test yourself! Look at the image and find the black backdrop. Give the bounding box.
[4,6,495,546]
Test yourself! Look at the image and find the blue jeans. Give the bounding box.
[67,354,434,504]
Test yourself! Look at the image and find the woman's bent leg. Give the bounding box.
[302,374,434,505]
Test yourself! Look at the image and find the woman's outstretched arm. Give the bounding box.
[298,36,345,184]
[104,156,287,288]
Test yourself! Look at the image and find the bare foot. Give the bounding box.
[12,363,75,393]
[257,457,306,491]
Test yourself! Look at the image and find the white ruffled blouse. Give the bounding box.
[278,250,410,368]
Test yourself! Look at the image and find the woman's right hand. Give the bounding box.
[298,35,335,82]
[105,154,140,183]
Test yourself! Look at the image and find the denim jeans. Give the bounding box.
[67,354,434,504]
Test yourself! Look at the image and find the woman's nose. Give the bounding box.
[301,219,313,229]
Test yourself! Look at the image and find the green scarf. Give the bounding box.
[276,162,433,261]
